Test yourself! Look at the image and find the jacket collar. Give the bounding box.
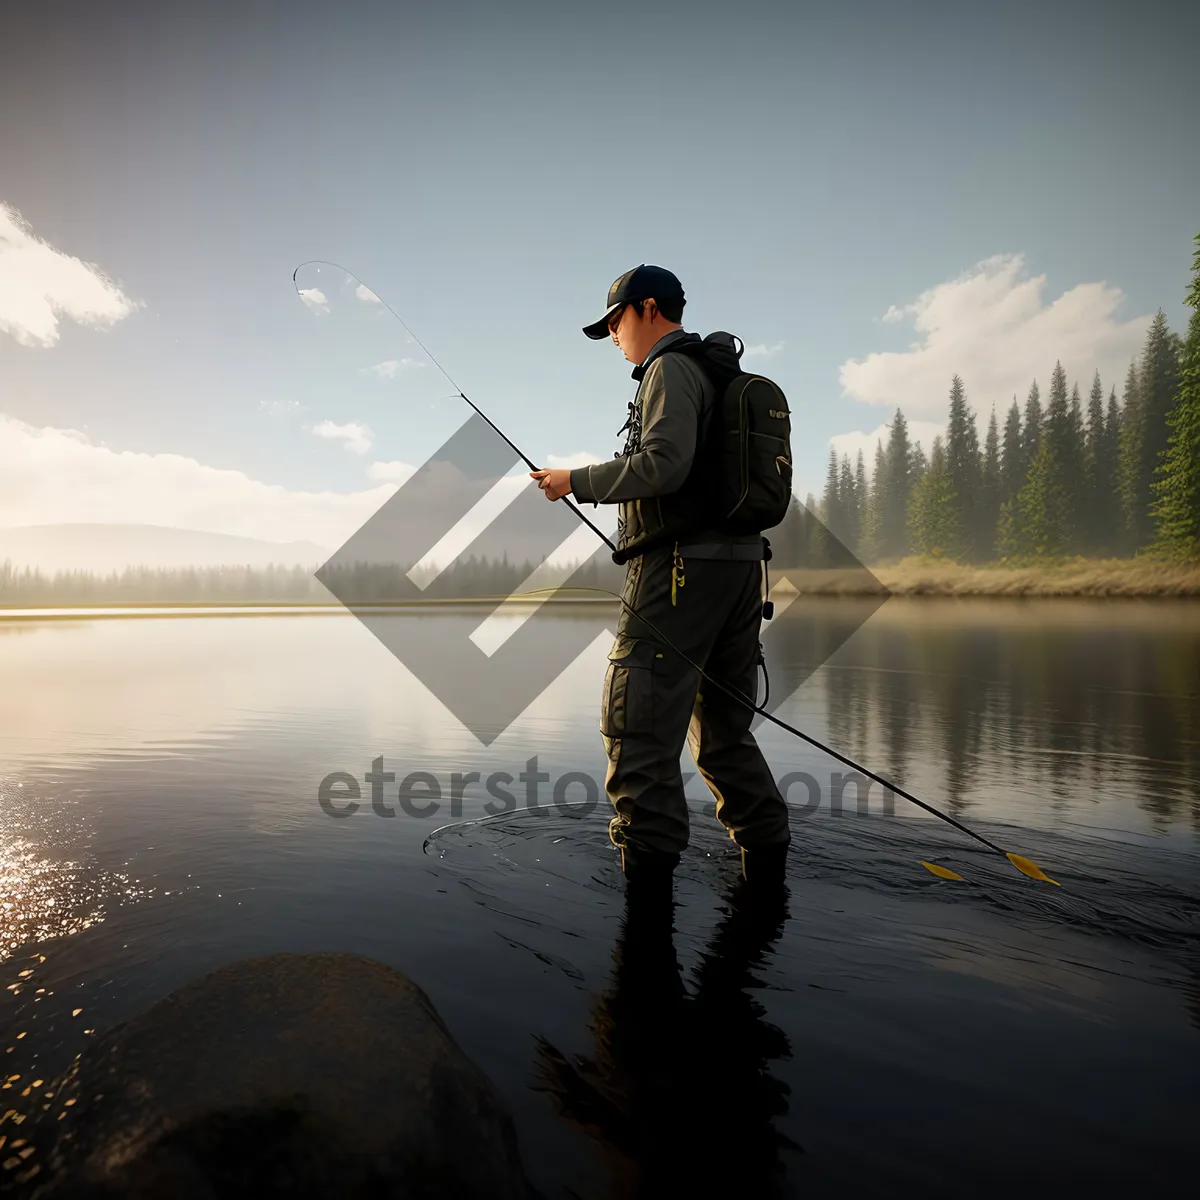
[630,328,697,381]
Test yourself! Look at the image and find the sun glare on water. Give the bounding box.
[0,783,151,971]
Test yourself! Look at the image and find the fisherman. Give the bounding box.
[531,265,791,887]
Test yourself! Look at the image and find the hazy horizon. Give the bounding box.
[0,522,333,573]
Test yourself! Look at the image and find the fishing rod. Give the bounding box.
[293,261,1058,887]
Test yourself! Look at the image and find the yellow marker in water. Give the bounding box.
[920,861,966,882]
[1007,853,1059,886]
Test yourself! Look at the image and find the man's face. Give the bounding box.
[609,300,662,365]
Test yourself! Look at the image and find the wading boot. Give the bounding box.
[739,840,789,890]
[619,843,680,903]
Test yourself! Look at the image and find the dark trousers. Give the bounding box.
[600,543,791,857]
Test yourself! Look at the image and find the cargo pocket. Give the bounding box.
[600,635,665,741]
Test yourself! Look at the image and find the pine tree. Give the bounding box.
[909,441,928,484]
[1013,437,1071,558]
[853,450,869,558]
[854,451,868,552]
[980,406,1001,559]
[1004,362,1075,558]
[1151,231,1200,560]
[818,446,842,562]
[861,440,887,561]
[1092,374,1124,555]
[1063,380,1089,551]
[1123,312,1181,548]
[995,497,1019,559]
[1084,371,1108,553]
[944,374,982,559]
[908,437,962,557]
[1105,387,1122,465]
[1021,380,1042,478]
[1041,361,1079,550]
[1000,398,1023,505]
[803,492,821,564]
[839,453,859,553]
[879,409,913,559]
[1045,362,1068,426]
[1117,360,1142,552]
[822,445,840,527]
[773,495,809,568]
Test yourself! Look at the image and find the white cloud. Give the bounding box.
[297,287,329,313]
[840,254,1151,420]
[355,283,381,303]
[0,414,394,547]
[743,341,785,359]
[545,451,604,470]
[0,201,139,348]
[363,358,425,380]
[366,460,416,484]
[829,420,945,478]
[312,420,373,454]
[881,305,905,324]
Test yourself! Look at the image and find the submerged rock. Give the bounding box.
[28,953,532,1198]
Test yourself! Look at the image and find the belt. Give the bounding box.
[674,541,766,561]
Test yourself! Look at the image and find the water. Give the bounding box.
[1,599,1197,1195]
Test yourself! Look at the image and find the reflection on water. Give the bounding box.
[534,876,798,1198]
[758,598,1200,836]
[0,601,1197,1195]
[1,600,1197,838]
[430,810,1199,1195]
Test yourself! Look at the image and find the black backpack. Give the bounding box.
[671,334,794,535]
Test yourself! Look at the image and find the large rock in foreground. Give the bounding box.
[30,953,532,1198]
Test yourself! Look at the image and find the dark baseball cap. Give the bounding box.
[582,264,685,340]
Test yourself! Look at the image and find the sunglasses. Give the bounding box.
[607,304,627,335]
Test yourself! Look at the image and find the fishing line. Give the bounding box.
[294,260,618,557]
[294,261,1058,887]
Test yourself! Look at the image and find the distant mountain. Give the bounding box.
[0,524,332,573]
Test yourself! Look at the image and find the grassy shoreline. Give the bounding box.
[863,556,1200,597]
[1,559,1198,612]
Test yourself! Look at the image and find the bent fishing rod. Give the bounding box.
[293,260,1058,887]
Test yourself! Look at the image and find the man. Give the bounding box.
[531,265,790,886]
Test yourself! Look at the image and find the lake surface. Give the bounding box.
[1,599,1198,1196]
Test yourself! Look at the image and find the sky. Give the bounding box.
[1,0,1197,550]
